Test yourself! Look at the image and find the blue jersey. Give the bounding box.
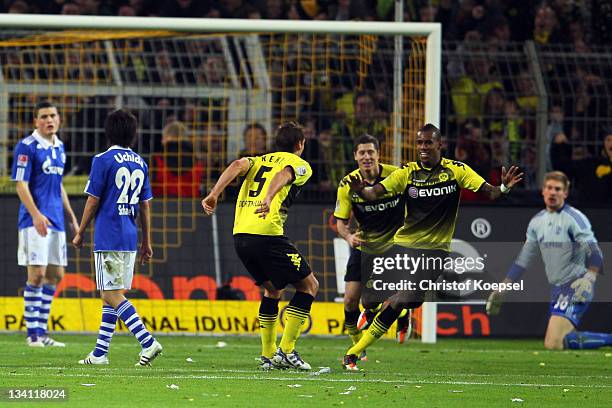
[11,131,66,231]
[85,146,153,251]
[511,204,603,286]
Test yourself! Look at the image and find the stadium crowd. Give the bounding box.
[2,0,610,204]
[2,1,609,46]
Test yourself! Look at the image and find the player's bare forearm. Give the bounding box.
[77,195,100,235]
[336,218,362,248]
[16,180,51,235]
[336,218,352,241]
[73,195,98,248]
[255,167,294,218]
[478,183,502,200]
[139,199,152,246]
[60,184,76,218]
[61,184,78,231]
[15,181,42,218]
[263,167,293,204]
[138,200,153,264]
[208,158,250,198]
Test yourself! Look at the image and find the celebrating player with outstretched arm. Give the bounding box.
[73,109,162,366]
[342,123,523,370]
[334,134,410,353]
[202,121,318,371]
[487,171,609,350]
[12,100,78,348]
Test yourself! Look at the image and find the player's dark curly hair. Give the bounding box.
[274,121,305,153]
[105,109,137,148]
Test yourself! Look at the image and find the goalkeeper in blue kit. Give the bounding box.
[487,171,610,350]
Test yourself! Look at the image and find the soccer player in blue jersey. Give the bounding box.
[72,109,162,366]
[12,101,79,348]
[487,171,610,350]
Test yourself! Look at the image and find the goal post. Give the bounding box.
[0,14,440,343]
[0,14,441,125]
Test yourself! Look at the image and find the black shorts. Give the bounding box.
[345,247,362,282]
[233,233,312,290]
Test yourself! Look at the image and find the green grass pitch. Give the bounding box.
[0,333,610,407]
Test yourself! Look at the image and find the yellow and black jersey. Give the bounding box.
[233,151,312,236]
[381,158,486,251]
[334,163,404,252]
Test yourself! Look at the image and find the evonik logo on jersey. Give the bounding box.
[360,197,401,212]
[408,184,457,199]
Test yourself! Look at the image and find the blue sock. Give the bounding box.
[115,300,154,349]
[38,284,56,337]
[93,305,118,357]
[23,283,41,338]
[564,331,612,350]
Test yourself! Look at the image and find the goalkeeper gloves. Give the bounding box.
[570,271,597,303]
[486,290,505,316]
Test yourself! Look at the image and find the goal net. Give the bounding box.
[0,16,440,342]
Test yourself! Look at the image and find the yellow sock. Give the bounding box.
[344,308,362,345]
[279,305,309,353]
[347,325,362,345]
[258,313,277,358]
[347,331,377,356]
[346,315,390,356]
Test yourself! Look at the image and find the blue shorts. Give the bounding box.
[549,282,593,327]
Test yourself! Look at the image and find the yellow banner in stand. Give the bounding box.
[0,297,396,338]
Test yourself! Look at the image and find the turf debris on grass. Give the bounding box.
[0,334,611,407]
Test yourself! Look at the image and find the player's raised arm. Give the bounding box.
[201,157,251,215]
[255,165,294,218]
[477,165,524,200]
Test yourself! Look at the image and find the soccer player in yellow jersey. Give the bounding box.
[341,123,524,370]
[334,134,410,350]
[202,122,318,371]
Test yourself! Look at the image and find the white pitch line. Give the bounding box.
[5,371,612,388]
[18,366,612,381]
[0,340,601,355]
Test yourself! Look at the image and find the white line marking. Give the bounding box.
[0,340,603,355]
[5,371,611,388]
[13,366,612,381]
